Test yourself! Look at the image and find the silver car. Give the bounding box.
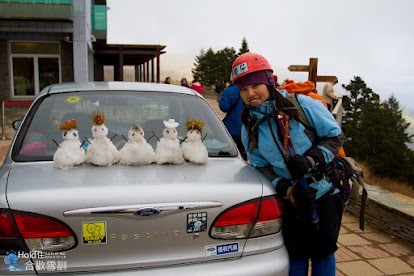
[0,82,288,275]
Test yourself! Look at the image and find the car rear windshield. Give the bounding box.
[12,91,238,161]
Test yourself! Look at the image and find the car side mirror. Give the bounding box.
[13,120,22,131]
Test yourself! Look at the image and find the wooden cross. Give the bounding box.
[288,58,337,84]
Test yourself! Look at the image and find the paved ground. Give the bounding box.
[0,97,413,275]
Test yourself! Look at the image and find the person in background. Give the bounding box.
[190,77,204,95]
[164,77,172,84]
[232,52,345,276]
[219,83,246,160]
[181,78,189,87]
[322,79,339,112]
[215,81,224,102]
[273,74,280,87]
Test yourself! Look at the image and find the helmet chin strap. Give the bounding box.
[264,70,298,113]
[264,70,279,113]
[264,70,279,95]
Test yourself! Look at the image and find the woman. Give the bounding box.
[164,77,171,84]
[180,78,189,87]
[231,52,345,276]
[190,77,204,95]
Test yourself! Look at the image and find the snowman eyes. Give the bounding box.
[166,130,169,134]
[173,130,176,133]
[73,133,77,137]
[102,128,104,131]
[132,133,135,136]
[94,128,97,132]
[63,132,67,136]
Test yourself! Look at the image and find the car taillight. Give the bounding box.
[0,209,27,254]
[0,209,18,239]
[0,209,77,252]
[210,196,283,239]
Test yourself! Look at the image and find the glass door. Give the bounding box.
[10,42,61,98]
[12,57,35,96]
[39,58,59,91]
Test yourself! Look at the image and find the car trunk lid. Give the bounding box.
[6,159,264,273]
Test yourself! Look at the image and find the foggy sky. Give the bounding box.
[106,0,414,110]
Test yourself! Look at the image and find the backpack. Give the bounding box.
[286,91,368,230]
[278,81,328,108]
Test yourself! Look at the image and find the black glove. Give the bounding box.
[257,166,278,182]
[286,154,311,179]
[305,146,326,172]
[275,178,292,199]
[291,185,317,210]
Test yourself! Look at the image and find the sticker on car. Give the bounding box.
[65,95,81,104]
[187,212,207,233]
[204,242,239,256]
[82,221,107,245]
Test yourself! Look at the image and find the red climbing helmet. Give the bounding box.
[231,52,273,83]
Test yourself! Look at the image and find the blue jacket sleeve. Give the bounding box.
[219,86,240,113]
[297,94,345,162]
[219,89,231,112]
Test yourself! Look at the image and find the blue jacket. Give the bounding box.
[219,85,244,137]
[241,90,345,199]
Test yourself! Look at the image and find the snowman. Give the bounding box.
[53,119,86,169]
[85,111,120,166]
[155,119,184,165]
[181,119,208,164]
[120,124,156,165]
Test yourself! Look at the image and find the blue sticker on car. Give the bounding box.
[187,212,207,233]
[205,242,239,256]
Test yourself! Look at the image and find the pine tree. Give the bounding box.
[215,47,237,83]
[191,38,249,85]
[341,76,380,157]
[238,37,249,56]
[342,77,414,185]
[192,49,206,82]
[192,48,216,85]
[370,96,413,181]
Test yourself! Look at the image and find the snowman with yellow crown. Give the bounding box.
[181,119,208,164]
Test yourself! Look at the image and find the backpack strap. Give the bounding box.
[343,156,368,231]
[286,92,368,230]
[285,92,313,130]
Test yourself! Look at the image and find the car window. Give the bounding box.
[12,91,238,161]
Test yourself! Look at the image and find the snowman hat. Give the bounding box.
[59,119,77,130]
[185,118,205,134]
[91,111,106,126]
[163,119,179,129]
